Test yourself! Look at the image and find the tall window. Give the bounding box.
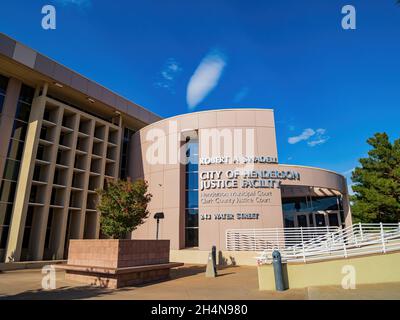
[120,128,134,179]
[185,137,199,247]
[0,84,34,250]
[0,74,8,114]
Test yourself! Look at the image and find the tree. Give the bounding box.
[96,178,152,239]
[351,133,400,222]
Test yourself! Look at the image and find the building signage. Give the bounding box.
[199,169,300,191]
[200,213,260,221]
[198,154,301,223]
[200,156,278,165]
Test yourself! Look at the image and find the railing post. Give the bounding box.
[300,227,306,262]
[343,241,348,258]
[359,222,363,241]
[353,224,358,247]
[234,232,238,251]
[253,229,256,251]
[380,222,386,253]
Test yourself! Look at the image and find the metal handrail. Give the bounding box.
[226,226,339,251]
[251,223,400,264]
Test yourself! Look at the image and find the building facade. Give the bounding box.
[0,34,351,263]
[0,34,160,262]
[129,109,352,256]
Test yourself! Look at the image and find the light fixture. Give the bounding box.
[87,97,95,104]
[154,212,165,240]
[54,82,63,88]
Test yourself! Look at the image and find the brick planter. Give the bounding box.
[56,239,183,288]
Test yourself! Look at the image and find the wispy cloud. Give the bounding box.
[186,49,227,110]
[233,87,249,103]
[348,184,355,196]
[342,168,355,176]
[288,128,315,144]
[55,0,91,6]
[154,58,182,93]
[288,128,329,147]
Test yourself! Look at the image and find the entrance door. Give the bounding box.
[314,213,326,227]
[328,212,340,227]
[296,214,308,228]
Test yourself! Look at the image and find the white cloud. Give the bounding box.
[186,50,227,109]
[307,138,328,147]
[348,182,356,196]
[342,168,355,176]
[288,128,329,147]
[288,128,315,144]
[155,58,182,93]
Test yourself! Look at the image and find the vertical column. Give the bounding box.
[52,113,80,259]
[94,125,109,239]
[114,127,122,179]
[5,93,46,262]
[0,78,22,186]
[76,119,94,239]
[343,194,353,227]
[29,104,63,260]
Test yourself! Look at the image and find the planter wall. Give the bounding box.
[57,239,182,288]
[67,239,170,268]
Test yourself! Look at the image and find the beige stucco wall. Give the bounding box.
[129,109,351,251]
[170,249,259,266]
[258,251,400,290]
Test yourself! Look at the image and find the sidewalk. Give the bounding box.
[0,265,399,300]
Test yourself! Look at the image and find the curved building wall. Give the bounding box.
[128,109,351,251]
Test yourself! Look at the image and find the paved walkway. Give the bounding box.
[0,265,399,300]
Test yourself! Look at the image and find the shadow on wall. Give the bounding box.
[218,251,237,267]
[282,263,290,290]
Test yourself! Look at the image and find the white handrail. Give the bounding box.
[266,223,400,263]
[227,223,400,264]
[226,226,339,251]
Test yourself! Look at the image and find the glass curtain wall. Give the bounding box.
[0,83,35,251]
[120,127,134,179]
[185,137,199,247]
[282,195,344,228]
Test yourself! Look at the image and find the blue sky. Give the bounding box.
[1,0,400,188]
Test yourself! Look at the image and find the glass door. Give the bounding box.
[296,214,308,228]
[314,213,326,227]
[328,212,340,227]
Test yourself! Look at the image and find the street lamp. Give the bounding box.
[154,212,164,240]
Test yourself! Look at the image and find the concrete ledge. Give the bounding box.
[258,251,400,290]
[55,262,184,275]
[58,262,184,289]
[0,260,66,272]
